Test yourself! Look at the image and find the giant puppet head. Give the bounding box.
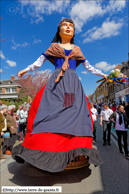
[52,18,75,44]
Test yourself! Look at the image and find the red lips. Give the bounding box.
[66,30,70,33]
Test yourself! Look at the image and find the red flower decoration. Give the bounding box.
[122,78,126,82]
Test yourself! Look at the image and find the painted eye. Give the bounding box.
[70,25,73,28]
[63,24,66,27]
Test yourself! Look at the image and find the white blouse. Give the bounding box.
[25,55,104,77]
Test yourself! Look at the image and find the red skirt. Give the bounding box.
[12,84,103,172]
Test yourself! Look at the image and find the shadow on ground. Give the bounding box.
[8,162,91,186]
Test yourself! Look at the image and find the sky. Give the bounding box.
[0,0,128,96]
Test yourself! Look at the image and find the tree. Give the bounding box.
[16,69,52,100]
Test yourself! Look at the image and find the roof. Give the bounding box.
[114,64,122,70]
[0,79,21,87]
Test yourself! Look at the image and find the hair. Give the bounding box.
[117,104,124,110]
[51,18,75,44]
[0,105,7,111]
[103,103,108,107]
[8,105,16,111]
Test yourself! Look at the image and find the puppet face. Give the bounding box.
[59,21,74,42]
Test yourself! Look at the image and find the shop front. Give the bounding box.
[115,87,129,105]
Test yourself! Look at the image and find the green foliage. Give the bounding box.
[1,96,28,112]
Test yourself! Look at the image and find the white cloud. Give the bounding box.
[95,61,116,72]
[69,0,126,32]
[0,51,6,59]
[31,16,44,24]
[6,60,16,67]
[0,50,17,68]
[79,77,82,81]
[11,39,29,50]
[19,0,70,24]
[33,38,41,44]
[0,69,5,73]
[105,0,126,14]
[81,71,87,74]
[82,18,124,43]
[18,0,126,31]
[70,1,103,33]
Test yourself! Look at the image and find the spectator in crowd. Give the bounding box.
[19,105,28,142]
[0,105,9,159]
[122,101,125,107]
[111,102,116,112]
[0,101,2,106]
[16,105,22,134]
[27,106,31,116]
[100,103,113,146]
[26,99,32,111]
[109,101,113,109]
[124,102,129,119]
[3,105,18,155]
[109,105,129,159]
[89,102,98,142]
[119,100,123,105]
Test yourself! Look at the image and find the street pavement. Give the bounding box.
[0,120,129,194]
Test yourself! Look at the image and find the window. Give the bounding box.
[0,88,2,93]
[12,87,16,93]
[6,87,16,93]
[6,88,11,93]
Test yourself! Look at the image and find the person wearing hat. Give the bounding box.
[100,103,113,146]
[3,105,18,155]
[0,105,11,159]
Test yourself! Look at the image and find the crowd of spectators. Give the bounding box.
[0,100,32,159]
[0,98,129,160]
[90,100,129,159]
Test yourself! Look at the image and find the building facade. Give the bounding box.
[90,60,129,105]
[115,60,129,104]
[0,76,21,99]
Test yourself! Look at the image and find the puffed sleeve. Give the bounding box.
[25,54,47,72]
[82,60,104,77]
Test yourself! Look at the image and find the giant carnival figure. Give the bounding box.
[12,18,107,172]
